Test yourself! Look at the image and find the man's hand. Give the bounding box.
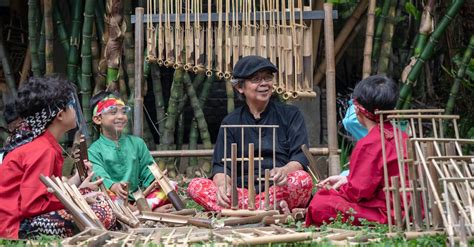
[317,175,348,190]
[213,173,231,208]
[269,167,289,186]
[78,172,103,191]
[110,182,129,199]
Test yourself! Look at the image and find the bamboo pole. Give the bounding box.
[28,0,41,77]
[362,0,376,78]
[371,0,391,64]
[323,3,340,176]
[0,27,17,96]
[376,0,398,74]
[231,143,238,209]
[248,143,256,210]
[150,147,332,157]
[124,0,136,104]
[134,7,145,137]
[44,0,54,74]
[19,46,31,87]
[148,163,186,210]
[264,169,270,210]
[53,1,69,54]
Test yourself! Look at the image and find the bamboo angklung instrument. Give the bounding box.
[248,143,256,210]
[139,211,214,228]
[275,0,285,94]
[148,163,186,210]
[231,0,240,68]
[268,0,277,65]
[250,0,257,55]
[302,3,315,96]
[40,175,101,231]
[184,0,194,70]
[258,0,268,58]
[231,143,238,209]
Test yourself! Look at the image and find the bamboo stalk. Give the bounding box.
[28,0,41,77]
[264,169,270,210]
[397,0,466,109]
[376,0,398,74]
[19,46,31,87]
[44,0,54,74]
[371,0,391,65]
[38,21,45,74]
[445,35,473,116]
[0,27,17,96]
[53,0,70,54]
[248,143,256,210]
[124,0,135,104]
[231,143,238,209]
[160,68,184,149]
[183,72,212,150]
[314,0,368,85]
[81,0,96,134]
[362,0,376,78]
[323,3,340,176]
[67,0,83,85]
[105,0,124,90]
[95,0,105,39]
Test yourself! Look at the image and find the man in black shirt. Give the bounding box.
[187,56,313,211]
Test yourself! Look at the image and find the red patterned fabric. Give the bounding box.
[187,170,313,211]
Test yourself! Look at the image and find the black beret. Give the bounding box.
[232,55,278,79]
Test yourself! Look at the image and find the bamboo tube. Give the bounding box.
[406,143,423,230]
[171,208,197,216]
[231,143,238,209]
[173,0,183,69]
[132,188,150,212]
[75,135,88,182]
[39,175,99,231]
[223,211,279,226]
[164,0,175,67]
[0,27,16,96]
[376,0,397,74]
[150,147,331,157]
[220,209,279,217]
[139,212,213,228]
[248,143,256,210]
[205,0,212,76]
[315,0,369,85]
[184,0,194,70]
[323,3,340,176]
[28,0,41,78]
[143,181,158,197]
[148,163,186,210]
[156,0,164,64]
[362,0,376,78]
[145,0,157,62]
[391,176,403,230]
[264,169,270,210]
[232,232,316,245]
[133,7,145,137]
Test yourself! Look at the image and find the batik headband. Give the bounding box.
[352,98,379,122]
[93,96,125,116]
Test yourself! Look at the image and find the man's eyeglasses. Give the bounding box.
[101,105,131,116]
[248,75,274,84]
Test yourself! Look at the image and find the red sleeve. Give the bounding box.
[20,149,64,218]
[339,140,384,203]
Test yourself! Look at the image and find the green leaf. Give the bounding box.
[405,2,421,20]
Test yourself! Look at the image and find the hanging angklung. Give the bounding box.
[144,0,317,99]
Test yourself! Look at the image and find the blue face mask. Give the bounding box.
[342,100,368,141]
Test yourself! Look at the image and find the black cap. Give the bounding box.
[232,55,278,79]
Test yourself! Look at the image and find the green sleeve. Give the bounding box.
[137,138,155,188]
[89,146,115,189]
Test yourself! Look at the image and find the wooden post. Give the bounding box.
[231,143,238,209]
[323,3,340,175]
[248,143,256,210]
[133,7,144,137]
[264,169,270,210]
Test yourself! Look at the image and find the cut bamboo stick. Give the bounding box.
[264,169,270,210]
[231,143,238,209]
[248,143,256,210]
[148,163,186,210]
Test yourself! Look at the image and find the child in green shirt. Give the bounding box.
[89,91,174,212]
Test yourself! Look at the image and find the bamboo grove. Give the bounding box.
[0,0,472,177]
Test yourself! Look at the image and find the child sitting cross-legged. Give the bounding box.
[0,76,116,239]
[88,91,175,212]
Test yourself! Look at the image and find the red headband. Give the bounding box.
[352,98,379,122]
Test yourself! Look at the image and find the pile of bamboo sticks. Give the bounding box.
[376,109,474,246]
[146,0,316,100]
[61,225,385,246]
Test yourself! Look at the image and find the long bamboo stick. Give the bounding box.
[231,143,238,209]
[44,0,54,74]
[323,3,340,176]
[362,0,376,78]
[134,7,145,137]
[248,143,256,210]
